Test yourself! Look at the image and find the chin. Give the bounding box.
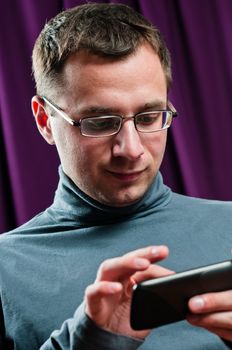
[102,191,145,207]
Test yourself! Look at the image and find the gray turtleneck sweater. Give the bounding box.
[1,166,232,349]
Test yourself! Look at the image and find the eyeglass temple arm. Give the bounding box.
[41,96,80,127]
[167,101,178,117]
[41,96,177,124]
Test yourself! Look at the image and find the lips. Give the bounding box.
[107,170,145,182]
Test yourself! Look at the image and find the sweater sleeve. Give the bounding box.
[40,302,144,350]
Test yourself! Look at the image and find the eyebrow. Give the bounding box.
[78,100,167,116]
[79,106,117,115]
[142,100,167,110]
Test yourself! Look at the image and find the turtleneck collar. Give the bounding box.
[51,166,172,226]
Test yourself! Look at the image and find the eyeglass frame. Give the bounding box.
[41,96,177,137]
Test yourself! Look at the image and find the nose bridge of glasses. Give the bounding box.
[117,115,142,137]
[120,114,142,132]
[113,115,144,155]
[122,114,136,123]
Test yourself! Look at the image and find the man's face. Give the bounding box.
[50,43,168,207]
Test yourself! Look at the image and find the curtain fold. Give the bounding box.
[1,0,232,233]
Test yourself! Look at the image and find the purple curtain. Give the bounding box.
[1,0,232,233]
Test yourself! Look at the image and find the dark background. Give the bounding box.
[1,0,232,233]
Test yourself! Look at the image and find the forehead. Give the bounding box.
[60,44,167,112]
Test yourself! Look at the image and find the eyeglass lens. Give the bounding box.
[81,111,172,137]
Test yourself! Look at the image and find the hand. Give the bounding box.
[187,290,232,342]
[84,245,172,339]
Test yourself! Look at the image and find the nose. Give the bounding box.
[112,119,144,160]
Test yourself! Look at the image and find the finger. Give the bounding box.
[132,264,174,284]
[85,281,123,323]
[203,326,232,342]
[187,311,232,330]
[96,245,169,282]
[187,313,232,342]
[189,290,232,314]
[86,281,122,299]
[125,264,174,297]
[125,245,169,263]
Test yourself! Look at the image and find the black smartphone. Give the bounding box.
[130,260,232,330]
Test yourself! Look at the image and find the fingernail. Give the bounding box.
[191,297,204,311]
[151,247,160,256]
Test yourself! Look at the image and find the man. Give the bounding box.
[1,3,232,349]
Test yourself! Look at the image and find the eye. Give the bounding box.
[136,112,162,125]
[81,116,122,136]
[85,117,119,131]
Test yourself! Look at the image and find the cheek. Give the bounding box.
[146,132,167,159]
[52,125,84,168]
[67,138,110,175]
[69,142,110,191]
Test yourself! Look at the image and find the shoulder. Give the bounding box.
[172,192,232,208]
[169,192,232,220]
[0,207,55,248]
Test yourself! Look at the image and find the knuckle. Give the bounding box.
[84,285,93,300]
[98,258,114,274]
[228,313,232,325]
[204,293,217,309]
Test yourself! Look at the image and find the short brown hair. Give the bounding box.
[32,3,172,98]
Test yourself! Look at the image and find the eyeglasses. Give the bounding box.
[42,96,177,138]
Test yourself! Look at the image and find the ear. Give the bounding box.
[31,96,55,145]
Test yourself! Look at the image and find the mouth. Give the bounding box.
[107,169,145,182]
